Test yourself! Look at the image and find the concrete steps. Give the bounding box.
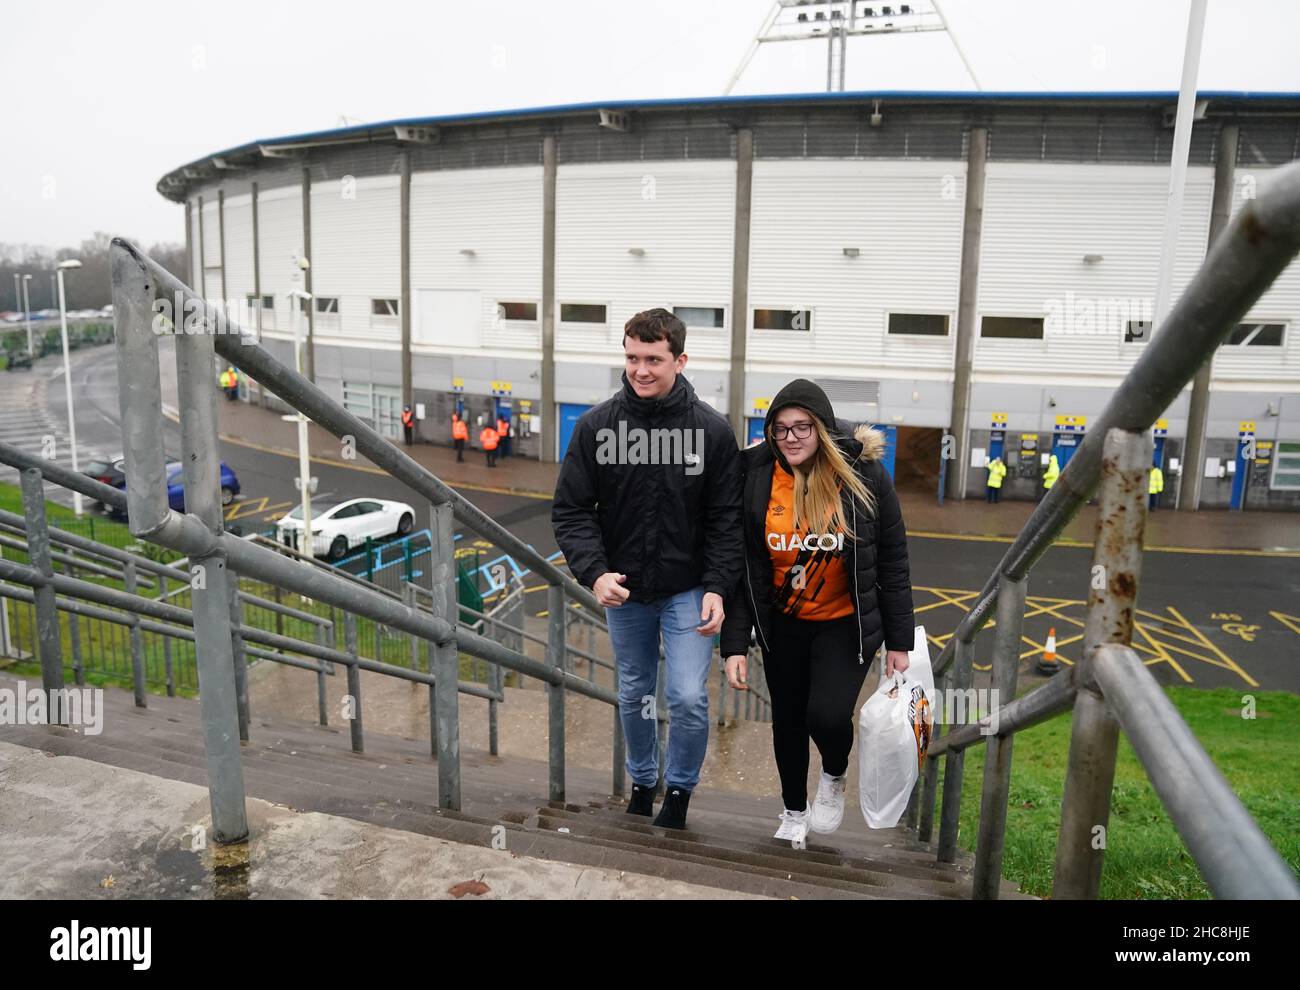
[0,673,1034,899]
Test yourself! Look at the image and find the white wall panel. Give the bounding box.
[748,160,965,373]
[555,161,734,361]
[410,166,543,354]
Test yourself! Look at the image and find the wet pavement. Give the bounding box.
[0,740,762,900]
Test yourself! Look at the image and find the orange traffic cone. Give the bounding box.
[1036,626,1060,675]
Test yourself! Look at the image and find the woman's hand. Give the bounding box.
[724,654,748,690]
[884,649,910,677]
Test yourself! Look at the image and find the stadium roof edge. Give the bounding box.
[157,88,1300,202]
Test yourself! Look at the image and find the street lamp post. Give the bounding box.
[56,259,84,515]
[288,256,314,559]
[21,275,33,358]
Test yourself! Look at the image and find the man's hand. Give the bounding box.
[697,592,724,635]
[594,572,630,608]
[884,649,911,677]
[724,654,748,690]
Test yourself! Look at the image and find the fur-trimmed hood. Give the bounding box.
[853,423,887,463]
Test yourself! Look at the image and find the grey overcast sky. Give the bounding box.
[4,0,1298,251]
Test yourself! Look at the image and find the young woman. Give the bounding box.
[720,379,916,846]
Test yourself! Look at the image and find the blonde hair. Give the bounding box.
[769,414,875,537]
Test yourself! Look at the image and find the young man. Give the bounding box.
[552,308,742,829]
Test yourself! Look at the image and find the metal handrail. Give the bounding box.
[912,160,1300,900]
[102,238,626,839]
[131,243,603,621]
[930,161,1300,681]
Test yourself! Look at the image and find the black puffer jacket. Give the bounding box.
[552,372,743,603]
[719,379,915,664]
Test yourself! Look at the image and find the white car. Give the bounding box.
[276,496,416,560]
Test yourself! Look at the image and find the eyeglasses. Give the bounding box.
[771,422,814,440]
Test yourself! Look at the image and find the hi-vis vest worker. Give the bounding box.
[496,416,509,438]
[219,368,235,389]
[452,415,468,441]
[986,457,1007,488]
[401,408,414,429]
[479,426,499,450]
[1042,454,1061,490]
[1149,465,1164,494]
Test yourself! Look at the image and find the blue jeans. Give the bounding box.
[605,586,714,792]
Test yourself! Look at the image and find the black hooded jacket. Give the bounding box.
[551,371,743,603]
[719,378,915,663]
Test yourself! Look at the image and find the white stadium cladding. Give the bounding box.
[159,90,1300,509]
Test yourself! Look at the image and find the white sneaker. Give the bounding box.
[773,807,809,848]
[807,770,847,834]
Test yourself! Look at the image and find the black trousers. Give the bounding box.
[986,486,1001,503]
[454,439,465,461]
[763,610,871,812]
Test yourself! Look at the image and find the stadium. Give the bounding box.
[158,89,1300,507]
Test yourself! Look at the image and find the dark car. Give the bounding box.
[101,457,241,518]
[83,457,127,512]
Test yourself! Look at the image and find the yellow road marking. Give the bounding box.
[1270,611,1300,636]
[907,529,1300,558]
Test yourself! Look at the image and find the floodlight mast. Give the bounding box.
[723,0,979,95]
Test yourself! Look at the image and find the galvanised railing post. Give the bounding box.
[19,467,65,723]
[314,622,329,726]
[655,652,667,795]
[937,635,974,863]
[917,660,950,844]
[973,574,1028,899]
[158,255,248,843]
[429,500,461,810]
[227,567,249,741]
[65,560,84,686]
[123,558,148,708]
[157,572,175,696]
[272,582,285,647]
[612,701,626,798]
[489,657,501,757]
[1053,427,1150,900]
[403,582,418,670]
[344,612,363,753]
[717,664,728,727]
[546,584,566,802]
[364,537,375,584]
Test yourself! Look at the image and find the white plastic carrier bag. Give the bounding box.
[858,625,935,829]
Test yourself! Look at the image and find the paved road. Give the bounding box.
[32,342,1300,694]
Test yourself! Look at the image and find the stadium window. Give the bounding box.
[497,301,538,321]
[753,308,811,332]
[981,316,1044,340]
[371,298,399,327]
[560,303,607,324]
[1272,442,1300,490]
[246,293,273,310]
[1219,322,1285,347]
[674,306,725,329]
[888,313,949,336]
[315,297,339,314]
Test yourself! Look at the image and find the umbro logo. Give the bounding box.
[771,504,785,515]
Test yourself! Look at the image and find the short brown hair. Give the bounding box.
[623,308,686,358]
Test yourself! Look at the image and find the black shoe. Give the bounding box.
[625,782,656,817]
[652,786,691,830]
